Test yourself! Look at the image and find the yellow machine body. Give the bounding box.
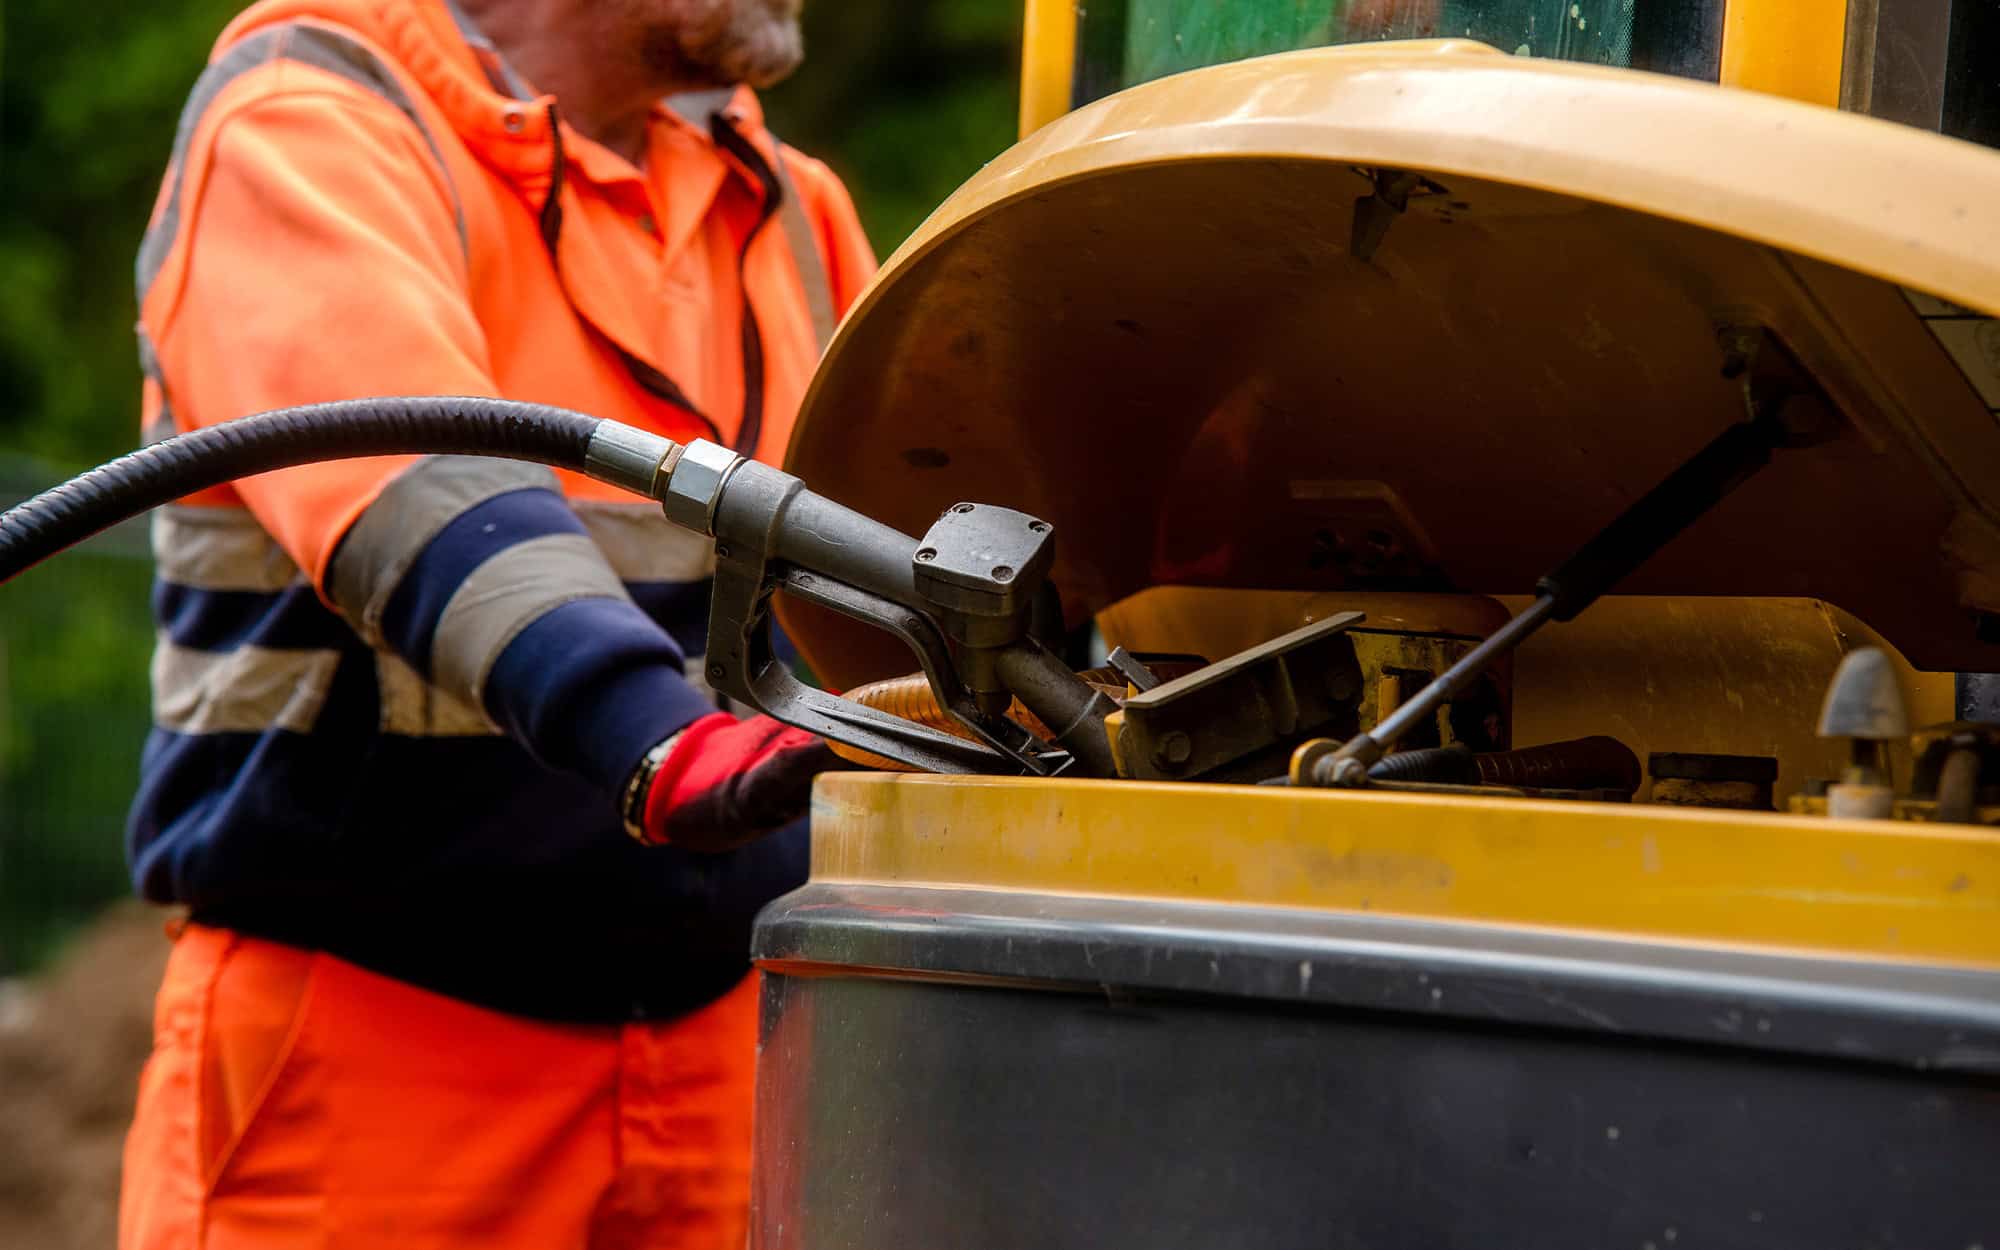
[771,33,2000,962]
[750,16,2000,1244]
[801,772,1998,969]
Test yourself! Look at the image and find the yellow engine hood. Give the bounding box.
[782,41,2000,688]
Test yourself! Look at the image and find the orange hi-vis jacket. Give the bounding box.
[127,0,875,1021]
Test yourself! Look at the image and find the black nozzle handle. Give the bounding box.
[1534,419,1783,622]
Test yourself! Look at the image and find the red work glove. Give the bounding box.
[623,712,841,852]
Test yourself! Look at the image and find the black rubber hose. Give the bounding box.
[1369,736,1643,793]
[0,397,604,583]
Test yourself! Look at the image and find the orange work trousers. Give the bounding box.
[119,923,759,1249]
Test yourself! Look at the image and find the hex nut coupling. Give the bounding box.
[662,439,744,536]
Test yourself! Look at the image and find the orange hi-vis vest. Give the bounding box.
[138,0,873,541]
[127,0,875,1021]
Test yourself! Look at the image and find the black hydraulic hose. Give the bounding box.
[1367,735,1642,794]
[0,398,609,583]
[1368,745,1479,785]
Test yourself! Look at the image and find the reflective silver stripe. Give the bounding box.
[328,455,559,644]
[771,152,837,353]
[429,532,629,703]
[136,21,467,305]
[152,505,300,593]
[152,638,340,734]
[141,413,179,447]
[136,326,163,380]
[572,501,715,583]
[376,653,500,737]
[136,328,178,445]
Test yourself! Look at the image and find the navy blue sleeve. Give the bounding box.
[483,597,716,793]
[327,463,715,796]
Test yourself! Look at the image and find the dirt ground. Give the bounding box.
[0,903,173,1249]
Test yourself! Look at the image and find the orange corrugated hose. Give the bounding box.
[829,664,1196,770]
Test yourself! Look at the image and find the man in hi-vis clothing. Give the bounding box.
[120,0,874,1244]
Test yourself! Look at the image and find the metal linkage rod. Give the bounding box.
[1312,415,1790,788]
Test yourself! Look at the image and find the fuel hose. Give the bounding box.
[0,398,673,583]
[1366,735,1642,795]
[827,661,1210,771]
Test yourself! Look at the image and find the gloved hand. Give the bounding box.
[622,712,841,852]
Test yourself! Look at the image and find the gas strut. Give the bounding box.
[1303,417,1785,786]
[0,397,1110,778]
[1301,328,1836,788]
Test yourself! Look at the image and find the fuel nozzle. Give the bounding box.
[1816,646,1908,820]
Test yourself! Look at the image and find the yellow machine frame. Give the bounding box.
[1022,0,1854,137]
[808,772,2000,968]
[752,12,2000,1241]
[781,18,2000,984]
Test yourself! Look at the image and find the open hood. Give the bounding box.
[781,41,2000,688]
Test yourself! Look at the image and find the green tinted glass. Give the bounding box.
[1074,1,1724,106]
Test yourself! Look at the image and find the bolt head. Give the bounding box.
[1153,730,1194,769]
[1329,756,1371,787]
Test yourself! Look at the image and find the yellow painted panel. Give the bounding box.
[810,773,2000,969]
[1721,0,1847,107]
[1019,0,1078,138]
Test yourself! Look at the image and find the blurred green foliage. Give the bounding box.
[0,0,1019,971]
[767,2,1022,253]
[0,552,156,971]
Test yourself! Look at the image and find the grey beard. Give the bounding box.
[645,2,804,90]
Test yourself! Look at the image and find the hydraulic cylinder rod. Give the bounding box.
[1309,416,1789,788]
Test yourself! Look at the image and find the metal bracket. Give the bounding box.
[1114,612,1365,781]
[1105,646,1164,693]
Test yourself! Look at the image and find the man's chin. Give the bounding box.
[719,20,804,89]
[643,2,805,92]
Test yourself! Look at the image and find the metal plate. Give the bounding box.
[752,927,2000,1249]
[756,883,2000,1071]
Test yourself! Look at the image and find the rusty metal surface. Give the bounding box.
[1653,777,1774,811]
[1649,752,1778,810]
